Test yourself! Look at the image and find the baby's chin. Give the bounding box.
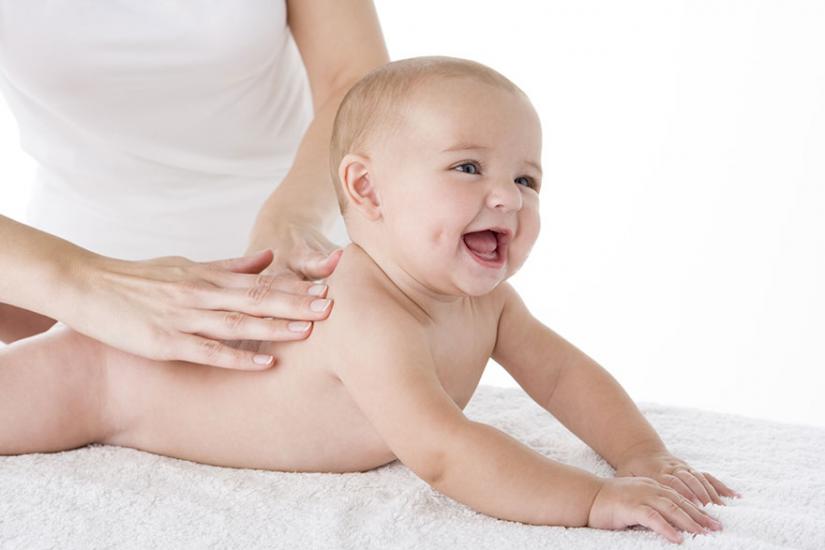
[426,252,519,297]
[427,265,509,297]
[451,252,520,297]
[452,277,508,297]
[406,264,507,298]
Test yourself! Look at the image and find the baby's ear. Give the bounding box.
[338,153,382,221]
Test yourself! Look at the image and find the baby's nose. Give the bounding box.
[487,179,523,211]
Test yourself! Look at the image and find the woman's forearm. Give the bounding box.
[0,214,91,317]
[246,81,358,253]
[247,85,346,249]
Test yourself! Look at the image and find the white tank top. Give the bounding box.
[0,1,313,261]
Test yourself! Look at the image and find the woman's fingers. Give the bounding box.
[204,249,274,274]
[196,285,333,321]
[291,248,344,280]
[182,311,314,342]
[202,270,326,296]
[173,334,277,371]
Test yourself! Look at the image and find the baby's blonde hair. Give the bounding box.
[329,56,525,215]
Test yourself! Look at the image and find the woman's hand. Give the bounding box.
[587,477,723,545]
[249,220,344,282]
[61,249,336,370]
[615,450,741,507]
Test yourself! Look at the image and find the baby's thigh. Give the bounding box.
[0,323,112,450]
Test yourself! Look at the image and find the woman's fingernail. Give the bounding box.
[311,299,331,312]
[308,284,327,296]
[253,354,273,365]
[289,321,311,332]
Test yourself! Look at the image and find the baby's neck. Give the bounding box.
[342,242,468,324]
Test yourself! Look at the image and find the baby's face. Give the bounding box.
[369,78,542,297]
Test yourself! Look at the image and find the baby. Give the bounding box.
[0,56,738,544]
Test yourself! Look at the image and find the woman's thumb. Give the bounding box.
[210,249,274,274]
[299,248,343,279]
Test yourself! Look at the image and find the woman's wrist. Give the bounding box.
[246,213,343,282]
[247,215,318,256]
[0,215,98,320]
[49,245,105,324]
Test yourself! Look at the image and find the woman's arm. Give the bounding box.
[0,215,85,322]
[246,0,390,276]
[0,214,67,342]
[0,214,331,369]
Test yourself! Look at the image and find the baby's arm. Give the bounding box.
[491,282,667,470]
[328,291,601,527]
[491,283,730,541]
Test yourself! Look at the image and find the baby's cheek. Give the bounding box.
[509,229,540,274]
[521,211,541,249]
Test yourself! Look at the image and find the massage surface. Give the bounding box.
[2,385,823,549]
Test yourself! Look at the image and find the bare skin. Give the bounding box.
[0,73,736,543]
[0,243,498,472]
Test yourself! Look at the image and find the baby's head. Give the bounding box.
[330,56,542,297]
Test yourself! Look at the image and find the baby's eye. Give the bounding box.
[515,176,537,190]
[454,162,481,175]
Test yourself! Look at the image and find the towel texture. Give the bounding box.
[2,385,823,549]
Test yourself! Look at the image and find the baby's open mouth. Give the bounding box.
[462,228,510,267]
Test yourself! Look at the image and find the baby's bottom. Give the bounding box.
[0,324,116,455]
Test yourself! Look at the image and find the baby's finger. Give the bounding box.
[660,474,699,505]
[674,469,712,506]
[666,491,723,532]
[172,334,276,370]
[655,496,706,537]
[694,471,724,505]
[636,505,683,544]
[704,472,741,498]
[182,311,313,342]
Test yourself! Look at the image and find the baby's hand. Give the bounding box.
[587,477,723,544]
[615,451,741,507]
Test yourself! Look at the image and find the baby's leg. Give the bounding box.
[0,324,116,455]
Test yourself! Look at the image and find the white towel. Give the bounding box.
[2,385,823,549]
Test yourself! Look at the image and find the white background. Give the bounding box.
[2,1,823,427]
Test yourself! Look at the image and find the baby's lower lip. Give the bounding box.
[462,239,506,269]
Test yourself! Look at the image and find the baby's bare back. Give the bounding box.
[104,333,396,472]
[103,245,500,473]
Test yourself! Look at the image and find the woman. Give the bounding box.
[0,1,390,369]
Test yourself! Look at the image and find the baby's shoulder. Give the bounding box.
[481,280,516,320]
[315,245,423,334]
